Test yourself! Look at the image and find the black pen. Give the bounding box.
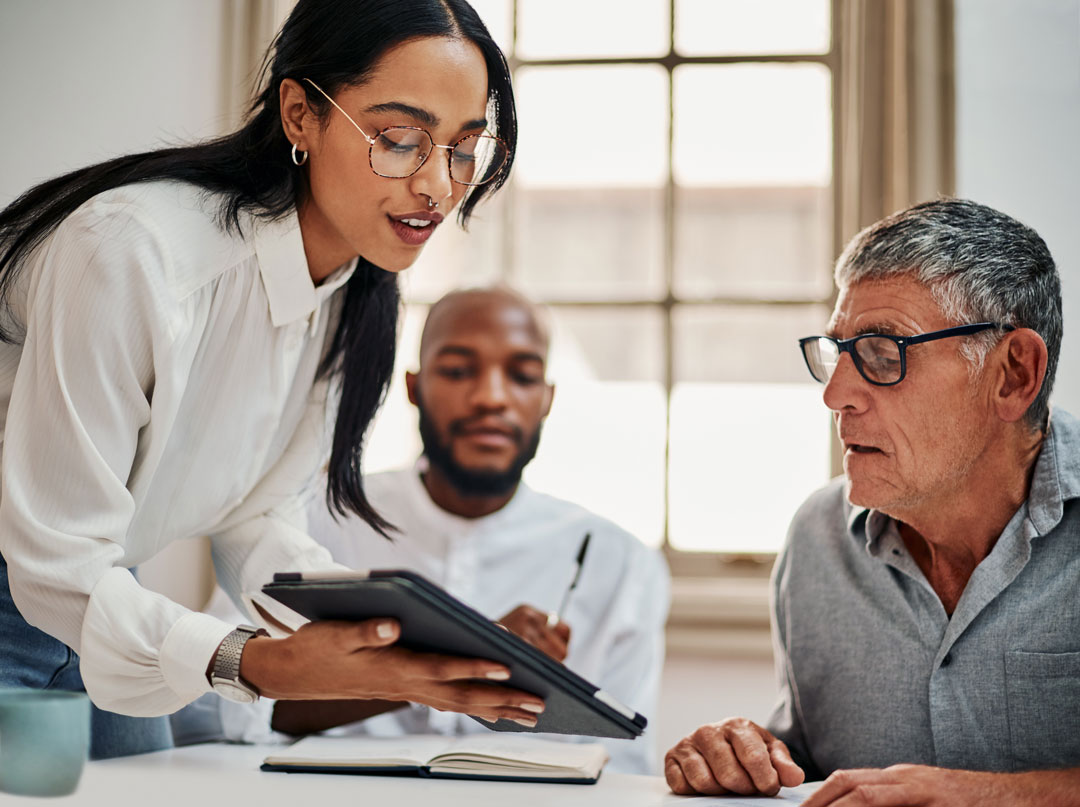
[547,532,592,627]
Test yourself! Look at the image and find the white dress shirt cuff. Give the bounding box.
[160,611,236,703]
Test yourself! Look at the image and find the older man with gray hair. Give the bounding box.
[665,199,1080,806]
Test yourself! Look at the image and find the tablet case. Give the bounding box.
[261,570,647,740]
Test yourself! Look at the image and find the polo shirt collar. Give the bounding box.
[1025,407,1080,535]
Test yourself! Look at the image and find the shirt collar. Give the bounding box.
[848,407,1080,550]
[1025,407,1080,535]
[252,211,356,327]
[845,502,892,556]
[405,458,533,538]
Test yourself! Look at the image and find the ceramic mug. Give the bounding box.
[0,688,90,797]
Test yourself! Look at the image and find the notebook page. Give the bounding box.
[433,735,609,771]
[266,734,455,767]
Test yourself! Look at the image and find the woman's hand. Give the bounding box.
[238,619,545,726]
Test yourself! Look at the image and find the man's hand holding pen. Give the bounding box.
[495,532,592,663]
[497,604,571,662]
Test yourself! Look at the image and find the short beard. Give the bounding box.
[417,402,542,498]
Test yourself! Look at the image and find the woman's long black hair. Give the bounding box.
[0,0,516,536]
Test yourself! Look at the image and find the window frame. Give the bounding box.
[501,0,842,577]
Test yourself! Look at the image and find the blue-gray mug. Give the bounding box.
[0,688,90,797]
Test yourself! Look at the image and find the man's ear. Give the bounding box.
[993,328,1048,424]
[405,371,420,407]
[541,382,555,420]
[279,78,315,152]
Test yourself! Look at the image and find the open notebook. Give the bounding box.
[261,734,610,784]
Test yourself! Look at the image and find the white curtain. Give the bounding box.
[219,0,295,132]
[836,0,956,246]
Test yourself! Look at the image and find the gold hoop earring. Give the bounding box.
[291,143,308,166]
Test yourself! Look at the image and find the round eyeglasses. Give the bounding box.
[302,78,508,186]
[799,322,1015,387]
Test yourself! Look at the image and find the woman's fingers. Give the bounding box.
[416,680,545,725]
[294,618,400,651]
[394,648,514,683]
[250,619,548,723]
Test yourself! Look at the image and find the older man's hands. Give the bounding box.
[799,765,993,806]
[664,717,805,796]
[800,763,1080,807]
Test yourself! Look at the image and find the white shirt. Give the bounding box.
[307,467,670,774]
[0,180,353,717]
[203,469,670,772]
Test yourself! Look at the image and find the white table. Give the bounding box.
[6,743,820,806]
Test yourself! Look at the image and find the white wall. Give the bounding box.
[0,0,233,608]
[954,0,1080,415]
[0,0,231,206]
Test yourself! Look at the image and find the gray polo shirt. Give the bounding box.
[766,408,1080,780]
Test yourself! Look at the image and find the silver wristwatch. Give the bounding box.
[209,624,267,704]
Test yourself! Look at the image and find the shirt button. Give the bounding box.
[941,653,952,667]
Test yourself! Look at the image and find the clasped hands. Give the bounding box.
[666,717,1009,806]
[239,603,568,728]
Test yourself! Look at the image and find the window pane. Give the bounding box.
[673,64,832,188]
[514,188,665,300]
[675,0,830,56]
[670,304,832,553]
[674,304,829,384]
[673,186,832,299]
[517,0,668,59]
[668,382,831,553]
[400,194,506,303]
[525,307,665,546]
[363,305,427,474]
[548,306,665,382]
[515,66,668,188]
[673,64,832,299]
[513,66,668,300]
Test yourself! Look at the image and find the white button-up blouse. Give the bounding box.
[0,180,354,716]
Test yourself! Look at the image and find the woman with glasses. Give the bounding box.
[0,0,544,759]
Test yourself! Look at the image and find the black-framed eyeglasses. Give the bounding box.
[303,78,508,186]
[798,322,1015,387]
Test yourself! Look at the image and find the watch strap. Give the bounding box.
[211,624,267,695]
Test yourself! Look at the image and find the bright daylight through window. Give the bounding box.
[364,0,836,558]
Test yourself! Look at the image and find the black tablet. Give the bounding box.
[261,569,647,740]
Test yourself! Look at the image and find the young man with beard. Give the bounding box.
[183,286,670,774]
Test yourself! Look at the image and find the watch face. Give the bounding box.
[213,680,258,704]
